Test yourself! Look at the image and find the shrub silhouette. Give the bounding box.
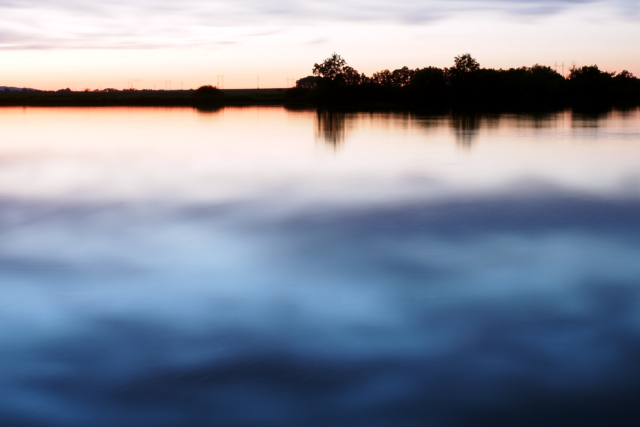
[195,85,223,96]
[568,65,613,98]
[411,67,446,101]
[296,76,318,89]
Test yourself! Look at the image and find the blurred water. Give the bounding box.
[1,106,640,426]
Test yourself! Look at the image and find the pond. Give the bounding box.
[1,106,640,426]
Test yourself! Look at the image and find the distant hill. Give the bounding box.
[1,86,37,92]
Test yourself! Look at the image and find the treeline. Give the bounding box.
[286,53,640,106]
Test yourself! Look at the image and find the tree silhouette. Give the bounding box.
[290,53,640,106]
[296,76,318,89]
[338,66,365,85]
[446,54,481,99]
[372,69,392,86]
[313,54,365,88]
[568,65,614,100]
[313,53,347,81]
[453,53,480,74]
[411,67,446,100]
[615,70,635,80]
[391,67,415,87]
[372,67,416,87]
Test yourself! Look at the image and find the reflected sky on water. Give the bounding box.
[1,106,640,426]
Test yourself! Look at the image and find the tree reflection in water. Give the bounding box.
[315,110,346,148]
[315,109,484,149]
[451,113,481,148]
[313,108,631,150]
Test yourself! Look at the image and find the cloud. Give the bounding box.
[0,0,631,49]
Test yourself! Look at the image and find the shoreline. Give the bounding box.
[0,88,638,111]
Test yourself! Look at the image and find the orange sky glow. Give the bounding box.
[1,0,639,90]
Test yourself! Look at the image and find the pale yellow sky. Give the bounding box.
[1,1,639,90]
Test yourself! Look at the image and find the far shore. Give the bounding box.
[4,53,640,110]
[0,88,289,107]
[0,87,638,110]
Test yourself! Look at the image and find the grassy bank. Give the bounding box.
[0,88,288,107]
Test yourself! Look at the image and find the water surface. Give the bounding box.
[1,106,640,426]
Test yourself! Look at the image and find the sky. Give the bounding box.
[0,0,639,90]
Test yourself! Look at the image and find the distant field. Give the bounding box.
[220,88,288,95]
[0,88,289,107]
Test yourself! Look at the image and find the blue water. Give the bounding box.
[1,107,640,426]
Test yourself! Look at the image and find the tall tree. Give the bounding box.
[313,53,347,81]
[453,53,480,74]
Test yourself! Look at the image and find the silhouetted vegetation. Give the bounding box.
[195,85,224,97]
[0,87,285,107]
[286,53,640,108]
[295,76,317,89]
[1,55,638,109]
